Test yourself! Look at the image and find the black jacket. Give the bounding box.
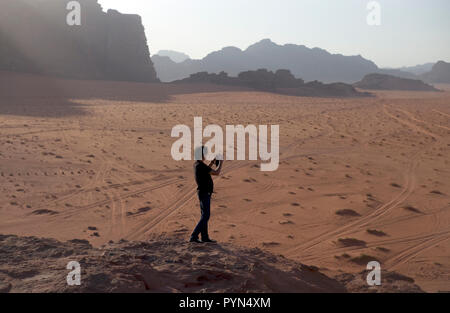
[194,161,213,194]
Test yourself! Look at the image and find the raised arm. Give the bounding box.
[210,159,223,176]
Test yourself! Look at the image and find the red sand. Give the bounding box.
[0,72,449,292]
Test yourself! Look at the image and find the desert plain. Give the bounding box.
[0,71,449,292]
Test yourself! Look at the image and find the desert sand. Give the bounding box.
[0,71,449,292]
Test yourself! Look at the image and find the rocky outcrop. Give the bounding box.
[0,234,423,293]
[354,73,439,91]
[0,0,158,82]
[152,39,379,83]
[175,69,370,97]
[156,50,190,63]
[376,68,417,79]
[421,61,450,83]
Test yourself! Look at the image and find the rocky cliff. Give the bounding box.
[0,234,423,293]
[0,0,158,82]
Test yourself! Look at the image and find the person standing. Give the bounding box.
[189,146,223,243]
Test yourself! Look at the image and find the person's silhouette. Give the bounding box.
[189,146,223,243]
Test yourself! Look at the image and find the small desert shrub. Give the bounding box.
[350,254,378,265]
[335,209,360,217]
[366,229,387,237]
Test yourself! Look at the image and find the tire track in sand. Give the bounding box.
[286,103,439,258]
[385,230,450,270]
[125,109,364,241]
[300,229,450,263]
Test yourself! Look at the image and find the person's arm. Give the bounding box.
[210,159,223,176]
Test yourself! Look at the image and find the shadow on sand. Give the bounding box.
[0,71,251,118]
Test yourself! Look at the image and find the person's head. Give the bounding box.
[194,145,207,161]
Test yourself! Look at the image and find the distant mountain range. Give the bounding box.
[152,39,450,84]
[398,63,435,75]
[153,39,380,83]
[1,1,448,88]
[156,50,190,63]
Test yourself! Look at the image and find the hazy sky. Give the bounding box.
[98,0,450,68]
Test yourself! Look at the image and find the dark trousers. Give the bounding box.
[191,192,211,240]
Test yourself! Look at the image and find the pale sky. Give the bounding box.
[98,0,450,68]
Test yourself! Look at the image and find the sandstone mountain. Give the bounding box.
[421,61,450,84]
[399,62,435,75]
[0,234,423,293]
[0,0,158,82]
[384,61,450,84]
[354,73,439,91]
[152,39,380,83]
[156,50,190,63]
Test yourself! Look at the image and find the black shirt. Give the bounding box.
[194,161,213,194]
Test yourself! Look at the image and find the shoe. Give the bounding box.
[201,238,217,243]
[189,238,203,243]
